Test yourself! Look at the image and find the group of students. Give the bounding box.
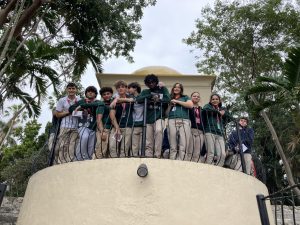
[52,74,254,175]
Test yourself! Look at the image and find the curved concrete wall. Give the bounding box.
[17,159,274,225]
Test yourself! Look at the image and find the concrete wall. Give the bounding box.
[17,159,274,225]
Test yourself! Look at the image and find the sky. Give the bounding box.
[38,0,212,127]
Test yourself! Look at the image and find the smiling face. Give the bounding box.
[173,83,181,94]
[191,92,200,104]
[210,94,220,106]
[239,118,248,127]
[66,86,77,98]
[101,91,112,102]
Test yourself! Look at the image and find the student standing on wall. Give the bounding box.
[110,82,144,157]
[187,91,204,162]
[202,93,232,167]
[69,86,104,160]
[94,87,113,159]
[136,74,171,158]
[167,83,193,160]
[128,82,144,157]
[227,117,254,175]
[109,80,133,158]
[54,82,81,163]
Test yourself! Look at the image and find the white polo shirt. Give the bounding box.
[56,96,81,129]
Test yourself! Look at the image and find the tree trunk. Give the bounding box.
[13,0,43,39]
[0,0,18,27]
[0,117,16,151]
[250,94,300,197]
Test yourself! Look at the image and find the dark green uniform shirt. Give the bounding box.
[202,103,232,136]
[96,101,112,129]
[69,99,104,131]
[136,86,170,124]
[168,95,190,120]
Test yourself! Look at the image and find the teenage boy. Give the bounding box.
[128,82,143,157]
[55,82,81,163]
[69,86,104,160]
[94,87,113,159]
[109,80,133,158]
[136,74,170,158]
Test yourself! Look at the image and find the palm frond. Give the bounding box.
[246,84,280,96]
[284,46,300,88]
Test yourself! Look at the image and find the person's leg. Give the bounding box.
[131,127,142,157]
[190,129,203,162]
[145,124,154,157]
[204,133,216,164]
[154,119,164,158]
[214,135,226,167]
[74,127,89,161]
[55,127,68,164]
[198,131,204,163]
[109,128,118,158]
[87,129,96,159]
[66,128,78,162]
[120,127,132,157]
[244,153,252,175]
[178,119,191,161]
[168,119,178,160]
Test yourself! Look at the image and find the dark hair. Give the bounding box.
[85,86,98,97]
[128,82,141,94]
[209,93,222,107]
[171,83,184,99]
[114,80,127,89]
[100,87,113,96]
[66,82,77,88]
[144,74,159,86]
[239,117,249,123]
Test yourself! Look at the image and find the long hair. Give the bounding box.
[209,93,222,107]
[170,83,184,99]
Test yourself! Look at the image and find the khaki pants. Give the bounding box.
[204,133,225,166]
[109,127,132,157]
[55,127,78,164]
[168,119,191,160]
[225,153,252,175]
[145,119,164,158]
[94,128,110,159]
[187,128,204,162]
[131,127,143,157]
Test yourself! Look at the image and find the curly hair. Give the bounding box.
[99,87,113,96]
[85,86,98,97]
[144,74,159,86]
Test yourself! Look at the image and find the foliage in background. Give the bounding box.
[0,0,156,155]
[0,119,49,196]
[184,0,300,193]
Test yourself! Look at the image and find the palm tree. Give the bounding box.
[247,46,300,195]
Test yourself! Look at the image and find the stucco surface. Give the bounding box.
[17,158,274,225]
